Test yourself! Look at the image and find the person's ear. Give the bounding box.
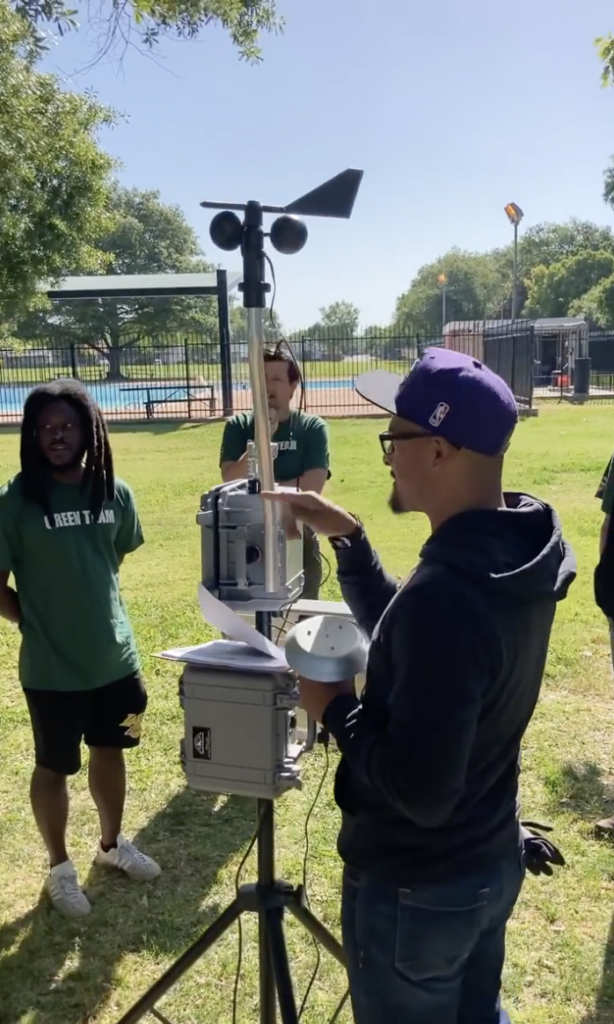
[431,436,446,469]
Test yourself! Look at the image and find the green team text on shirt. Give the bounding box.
[0,474,143,692]
[219,410,330,482]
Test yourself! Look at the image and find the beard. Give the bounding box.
[388,482,406,515]
[42,448,86,474]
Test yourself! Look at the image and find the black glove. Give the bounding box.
[520,820,566,877]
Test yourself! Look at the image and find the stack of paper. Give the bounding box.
[157,639,288,672]
[156,584,289,673]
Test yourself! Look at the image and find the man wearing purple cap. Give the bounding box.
[264,348,575,1024]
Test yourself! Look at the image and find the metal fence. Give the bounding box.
[0,332,426,424]
[2,326,614,424]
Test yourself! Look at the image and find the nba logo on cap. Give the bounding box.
[429,402,449,428]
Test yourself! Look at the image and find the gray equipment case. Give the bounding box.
[180,664,304,800]
[197,481,304,612]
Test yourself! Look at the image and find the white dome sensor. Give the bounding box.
[284,615,368,683]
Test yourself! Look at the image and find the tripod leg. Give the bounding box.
[258,909,276,1024]
[114,899,242,1024]
[257,798,276,1024]
[266,908,299,1024]
[287,902,346,967]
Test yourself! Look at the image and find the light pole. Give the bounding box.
[437,273,447,331]
[504,203,524,320]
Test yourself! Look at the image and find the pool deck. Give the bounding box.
[0,381,613,427]
[0,386,384,424]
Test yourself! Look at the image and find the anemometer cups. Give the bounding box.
[269,215,308,255]
[209,211,244,252]
[284,615,368,684]
[209,210,308,256]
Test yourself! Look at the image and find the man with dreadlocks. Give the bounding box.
[0,380,160,918]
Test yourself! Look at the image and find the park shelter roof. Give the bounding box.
[42,272,241,300]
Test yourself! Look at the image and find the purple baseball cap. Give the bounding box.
[355,347,518,457]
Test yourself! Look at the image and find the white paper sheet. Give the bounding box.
[197,583,284,660]
[156,639,288,672]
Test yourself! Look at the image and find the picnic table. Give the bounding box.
[119,382,216,419]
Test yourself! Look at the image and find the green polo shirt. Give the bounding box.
[0,473,143,692]
[220,410,330,482]
[597,457,614,513]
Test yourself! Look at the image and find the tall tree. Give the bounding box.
[568,275,614,328]
[596,35,614,87]
[14,185,218,379]
[518,220,614,278]
[524,251,614,319]
[11,0,281,61]
[229,300,284,340]
[393,249,509,333]
[319,301,360,335]
[0,0,115,318]
[391,221,614,330]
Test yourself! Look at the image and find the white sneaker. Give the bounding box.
[95,835,161,882]
[45,860,91,918]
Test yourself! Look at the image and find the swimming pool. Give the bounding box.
[0,377,357,416]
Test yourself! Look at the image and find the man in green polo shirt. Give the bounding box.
[219,348,330,599]
[0,381,160,918]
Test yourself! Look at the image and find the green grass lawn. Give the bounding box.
[1,405,614,1024]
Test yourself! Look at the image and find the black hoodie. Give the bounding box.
[322,493,576,884]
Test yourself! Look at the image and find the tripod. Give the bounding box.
[117,619,347,1023]
[117,613,348,1024]
[115,789,347,1024]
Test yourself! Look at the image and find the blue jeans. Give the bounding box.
[341,852,525,1024]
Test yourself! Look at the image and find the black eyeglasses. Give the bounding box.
[379,430,431,456]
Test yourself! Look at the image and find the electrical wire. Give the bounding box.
[229,741,333,1023]
[258,250,339,1019]
[297,737,331,1020]
[327,989,351,1023]
[231,807,265,1024]
[318,546,332,588]
[263,250,332,596]
[264,252,306,413]
[274,540,331,645]
[275,606,293,645]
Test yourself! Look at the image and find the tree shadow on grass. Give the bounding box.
[105,420,225,436]
[544,760,614,823]
[579,914,614,1024]
[543,761,614,1023]
[0,788,256,1024]
[0,420,224,440]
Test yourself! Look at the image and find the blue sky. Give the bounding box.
[43,0,614,329]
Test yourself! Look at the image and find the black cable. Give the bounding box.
[231,806,265,1024]
[273,596,296,645]
[318,546,332,588]
[264,252,306,413]
[230,741,332,1023]
[298,738,330,1020]
[327,989,351,1023]
[275,608,292,645]
[263,251,331,599]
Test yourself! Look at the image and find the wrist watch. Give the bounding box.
[329,517,362,551]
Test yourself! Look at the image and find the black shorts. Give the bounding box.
[24,672,148,776]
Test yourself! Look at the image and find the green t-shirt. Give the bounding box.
[220,410,330,483]
[597,456,614,513]
[0,474,143,692]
